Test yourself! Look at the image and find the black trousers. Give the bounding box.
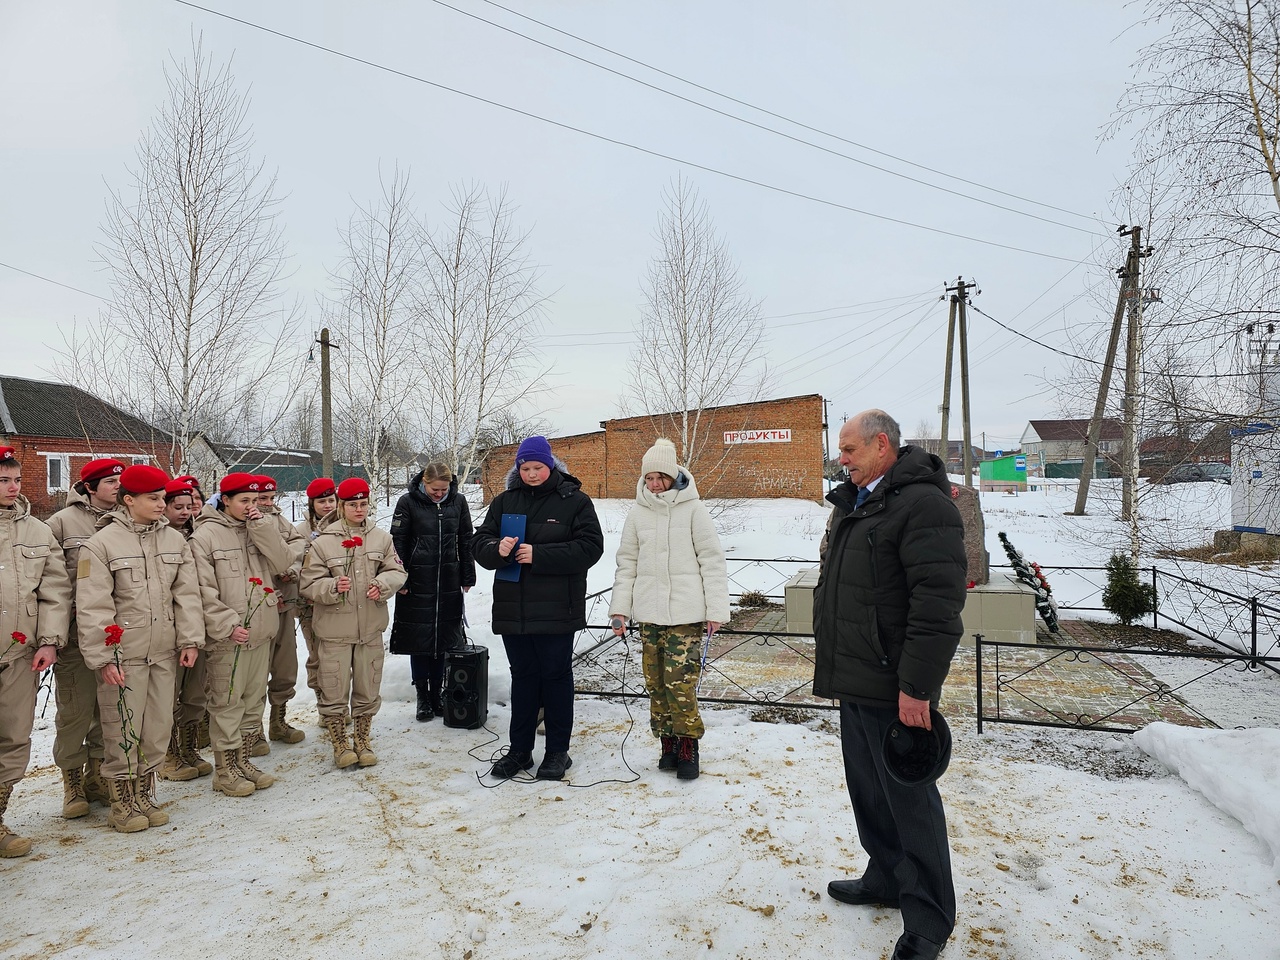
[502,633,574,754]
[840,700,955,943]
[409,655,445,700]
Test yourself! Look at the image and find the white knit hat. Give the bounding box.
[641,437,681,479]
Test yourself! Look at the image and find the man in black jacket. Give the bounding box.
[813,409,967,960]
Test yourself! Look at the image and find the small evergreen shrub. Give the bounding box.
[1102,553,1156,626]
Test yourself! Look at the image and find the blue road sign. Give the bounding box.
[1014,456,1027,472]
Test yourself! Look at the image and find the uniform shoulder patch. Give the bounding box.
[77,556,91,579]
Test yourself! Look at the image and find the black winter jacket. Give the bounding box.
[472,466,604,635]
[812,445,967,709]
[388,474,476,657]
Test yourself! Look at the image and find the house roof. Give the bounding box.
[1027,418,1123,442]
[206,443,323,469]
[0,376,168,443]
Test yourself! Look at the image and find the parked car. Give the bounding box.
[1158,462,1231,484]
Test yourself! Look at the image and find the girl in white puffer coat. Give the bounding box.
[609,438,729,780]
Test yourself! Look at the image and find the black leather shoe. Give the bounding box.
[489,750,534,779]
[827,879,899,907]
[890,932,946,960]
[536,751,573,780]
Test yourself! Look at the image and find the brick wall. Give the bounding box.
[4,435,179,518]
[481,394,826,503]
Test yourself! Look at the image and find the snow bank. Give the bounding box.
[1134,722,1280,875]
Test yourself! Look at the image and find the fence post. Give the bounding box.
[1151,566,1158,630]
[1251,597,1259,660]
[974,634,984,735]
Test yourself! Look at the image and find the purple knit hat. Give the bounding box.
[515,435,555,469]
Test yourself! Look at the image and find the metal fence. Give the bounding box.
[572,558,835,711]
[974,636,1280,734]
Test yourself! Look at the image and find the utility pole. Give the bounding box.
[938,294,958,468]
[939,277,978,487]
[1071,227,1152,520]
[317,328,338,479]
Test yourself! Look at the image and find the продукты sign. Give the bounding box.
[723,429,792,444]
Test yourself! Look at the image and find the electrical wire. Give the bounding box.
[168,0,1090,264]
[429,0,1105,236]
[0,260,108,301]
[472,0,1104,227]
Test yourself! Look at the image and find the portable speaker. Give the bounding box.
[443,644,488,729]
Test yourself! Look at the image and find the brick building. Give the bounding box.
[0,376,178,517]
[481,394,826,502]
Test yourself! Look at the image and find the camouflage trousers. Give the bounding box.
[639,622,705,740]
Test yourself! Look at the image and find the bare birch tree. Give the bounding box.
[62,37,299,471]
[624,176,769,486]
[416,184,548,483]
[324,167,424,497]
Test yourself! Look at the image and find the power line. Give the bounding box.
[0,260,108,302]
[169,0,1088,264]
[473,0,1104,227]
[430,0,1103,236]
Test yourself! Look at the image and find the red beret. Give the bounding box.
[174,474,200,489]
[257,475,278,493]
[0,446,16,463]
[164,479,194,500]
[120,464,170,495]
[337,477,370,501]
[306,477,336,499]
[220,472,263,495]
[81,458,125,483]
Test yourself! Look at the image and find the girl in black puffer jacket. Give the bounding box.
[389,464,476,722]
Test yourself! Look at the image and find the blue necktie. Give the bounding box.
[855,486,871,508]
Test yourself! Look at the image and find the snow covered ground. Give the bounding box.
[5,481,1279,960]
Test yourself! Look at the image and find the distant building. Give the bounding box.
[0,375,177,517]
[903,438,987,474]
[195,441,368,494]
[481,394,826,502]
[1020,418,1123,467]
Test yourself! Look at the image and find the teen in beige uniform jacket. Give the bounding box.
[77,510,204,826]
[0,493,71,855]
[261,503,306,744]
[189,503,292,792]
[300,514,405,766]
[46,484,110,810]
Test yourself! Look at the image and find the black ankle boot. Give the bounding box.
[676,737,700,780]
[415,687,434,722]
[658,735,678,771]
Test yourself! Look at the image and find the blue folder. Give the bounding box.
[494,513,527,582]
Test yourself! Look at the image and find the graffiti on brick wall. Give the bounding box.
[737,462,808,496]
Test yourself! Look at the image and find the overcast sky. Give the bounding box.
[0,1,1156,453]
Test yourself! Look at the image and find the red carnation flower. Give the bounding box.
[104,624,124,646]
[341,538,357,549]
[248,577,264,586]
[351,536,363,547]
[11,632,26,645]
[263,587,275,595]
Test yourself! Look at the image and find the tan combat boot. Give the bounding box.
[212,749,255,798]
[269,704,305,744]
[178,722,213,777]
[83,757,109,806]
[0,781,33,857]
[352,715,378,767]
[106,778,149,833]
[196,712,211,749]
[134,772,170,827]
[61,766,90,819]
[235,736,276,790]
[326,715,358,769]
[245,728,270,758]
[159,726,198,782]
